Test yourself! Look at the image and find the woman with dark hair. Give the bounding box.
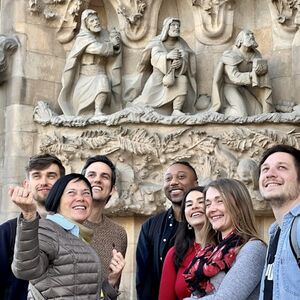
[184,178,267,299]
[159,186,217,300]
[11,173,118,300]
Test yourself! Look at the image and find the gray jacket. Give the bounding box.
[12,216,111,299]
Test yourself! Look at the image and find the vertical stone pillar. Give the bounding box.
[0,0,35,221]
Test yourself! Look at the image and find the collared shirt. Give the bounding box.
[259,203,300,300]
[46,214,79,237]
[136,208,179,300]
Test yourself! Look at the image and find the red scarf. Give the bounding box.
[183,231,244,298]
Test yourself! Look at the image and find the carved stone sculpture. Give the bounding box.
[192,0,235,45]
[211,29,273,117]
[57,9,122,117]
[107,0,163,48]
[132,17,197,116]
[0,35,18,84]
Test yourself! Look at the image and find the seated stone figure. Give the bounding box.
[133,17,197,116]
[58,9,122,117]
[211,29,273,117]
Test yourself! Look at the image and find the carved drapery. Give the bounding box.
[191,0,235,45]
[38,124,300,215]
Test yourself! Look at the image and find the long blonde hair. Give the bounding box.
[203,178,262,243]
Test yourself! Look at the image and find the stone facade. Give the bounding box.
[1,0,300,298]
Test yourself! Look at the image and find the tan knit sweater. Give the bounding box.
[84,216,128,282]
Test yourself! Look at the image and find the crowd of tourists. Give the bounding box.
[0,144,299,300]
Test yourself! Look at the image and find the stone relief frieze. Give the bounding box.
[117,0,147,25]
[130,17,197,116]
[57,9,122,116]
[104,0,163,48]
[28,0,84,43]
[38,125,300,215]
[191,0,235,45]
[33,100,300,127]
[28,0,66,20]
[268,0,300,46]
[0,35,18,84]
[270,0,300,28]
[211,29,273,117]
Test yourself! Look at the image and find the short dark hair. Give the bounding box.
[170,161,198,182]
[45,173,92,213]
[25,154,65,178]
[259,144,300,179]
[81,155,116,187]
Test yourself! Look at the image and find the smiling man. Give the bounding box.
[258,144,300,300]
[81,155,127,295]
[136,161,198,300]
[0,154,65,300]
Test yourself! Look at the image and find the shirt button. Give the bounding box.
[163,238,167,242]
[169,223,173,227]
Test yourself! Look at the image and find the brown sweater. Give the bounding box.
[85,216,128,282]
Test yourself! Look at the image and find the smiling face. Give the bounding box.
[205,187,234,238]
[163,163,198,206]
[85,162,114,203]
[259,152,300,207]
[58,179,92,223]
[25,163,61,205]
[184,190,205,229]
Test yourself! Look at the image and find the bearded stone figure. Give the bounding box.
[58,9,122,117]
[133,17,197,116]
[211,29,273,117]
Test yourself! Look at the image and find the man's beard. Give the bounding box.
[35,195,47,206]
[263,189,300,209]
[243,38,258,49]
[263,195,287,208]
[169,199,182,206]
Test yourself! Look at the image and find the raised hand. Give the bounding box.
[107,248,126,287]
[9,185,37,220]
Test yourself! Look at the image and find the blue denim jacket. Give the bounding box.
[259,203,300,300]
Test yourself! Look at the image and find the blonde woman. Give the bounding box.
[184,178,266,299]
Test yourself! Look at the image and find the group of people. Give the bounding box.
[0,144,299,299]
[136,144,300,300]
[0,154,127,299]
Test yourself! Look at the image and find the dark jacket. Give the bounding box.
[0,217,28,300]
[136,208,178,300]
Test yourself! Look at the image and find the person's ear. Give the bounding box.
[110,185,116,196]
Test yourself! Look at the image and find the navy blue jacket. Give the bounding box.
[0,218,28,300]
[136,208,179,300]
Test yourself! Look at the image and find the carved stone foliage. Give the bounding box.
[268,0,300,46]
[191,0,235,45]
[103,0,163,48]
[270,0,300,28]
[38,124,300,215]
[28,0,84,44]
[33,100,300,127]
[0,35,18,84]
